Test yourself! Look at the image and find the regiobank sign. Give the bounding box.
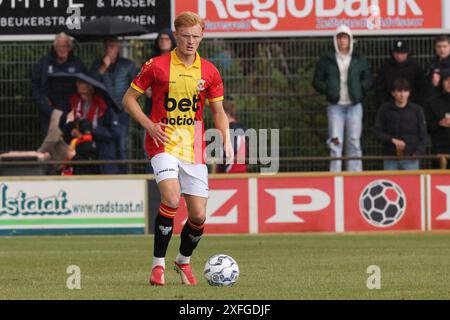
[0,180,146,235]
[174,0,450,37]
[0,1,449,40]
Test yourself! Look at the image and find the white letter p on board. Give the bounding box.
[265,188,330,223]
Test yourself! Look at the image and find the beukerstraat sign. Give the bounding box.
[174,0,448,38]
[0,0,170,40]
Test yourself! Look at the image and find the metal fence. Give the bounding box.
[0,35,438,174]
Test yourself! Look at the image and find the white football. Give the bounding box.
[204,254,239,287]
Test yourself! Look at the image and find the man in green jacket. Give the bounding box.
[313,25,373,172]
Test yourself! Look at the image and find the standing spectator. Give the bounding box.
[214,100,247,173]
[374,79,427,171]
[90,38,138,174]
[31,32,86,137]
[63,80,121,174]
[426,69,450,169]
[312,25,373,172]
[376,40,425,107]
[425,35,450,96]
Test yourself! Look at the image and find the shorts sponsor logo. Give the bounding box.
[157,168,177,175]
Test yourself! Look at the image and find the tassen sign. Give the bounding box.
[0,179,146,235]
[0,0,170,39]
[173,173,450,234]
[174,0,446,37]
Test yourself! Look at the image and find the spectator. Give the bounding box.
[63,79,120,174]
[143,29,176,173]
[376,40,425,107]
[312,25,373,172]
[90,38,138,174]
[150,29,177,58]
[214,100,247,173]
[31,32,86,137]
[425,35,450,96]
[374,79,427,171]
[425,69,450,169]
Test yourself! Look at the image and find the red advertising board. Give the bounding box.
[174,0,443,37]
[173,178,249,234]
[171,173,446,234]
[257,177,335,233]
[343,175,424,231]
[428,175,450,230]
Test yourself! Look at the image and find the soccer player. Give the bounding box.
[122,11,233,286]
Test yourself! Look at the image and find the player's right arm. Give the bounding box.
[123,59,168,147]
[123,88,168,147]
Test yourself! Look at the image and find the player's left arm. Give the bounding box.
[210,100,234,164]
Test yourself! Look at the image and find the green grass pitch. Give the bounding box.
[1,233,450,300]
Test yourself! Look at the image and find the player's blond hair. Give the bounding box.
[174,11,205,31]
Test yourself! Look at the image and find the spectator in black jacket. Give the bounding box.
[376,40,425,107]
[425,35,450,96]
[31,32,86,137]
[374,79,427,171]
[426,69,450,169]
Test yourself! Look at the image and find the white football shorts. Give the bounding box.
[150,152,209,198]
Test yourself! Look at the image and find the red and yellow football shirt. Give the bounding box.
[131,49,224,163]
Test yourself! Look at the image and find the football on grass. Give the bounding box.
[204,254,239,286]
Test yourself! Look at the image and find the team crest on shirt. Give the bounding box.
[197,79,206,91]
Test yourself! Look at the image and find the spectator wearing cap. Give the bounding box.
[376,40,425,108]
[374,79,427,171]
[425,69,450,169]
[425,35,450,96]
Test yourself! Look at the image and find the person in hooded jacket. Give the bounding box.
[31,32,86,137]
[376,40,425,107]
[313,25,373,172]
[426,69,450,169]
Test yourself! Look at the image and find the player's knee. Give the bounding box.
[188,212,206,225]
[161,194,180,209]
